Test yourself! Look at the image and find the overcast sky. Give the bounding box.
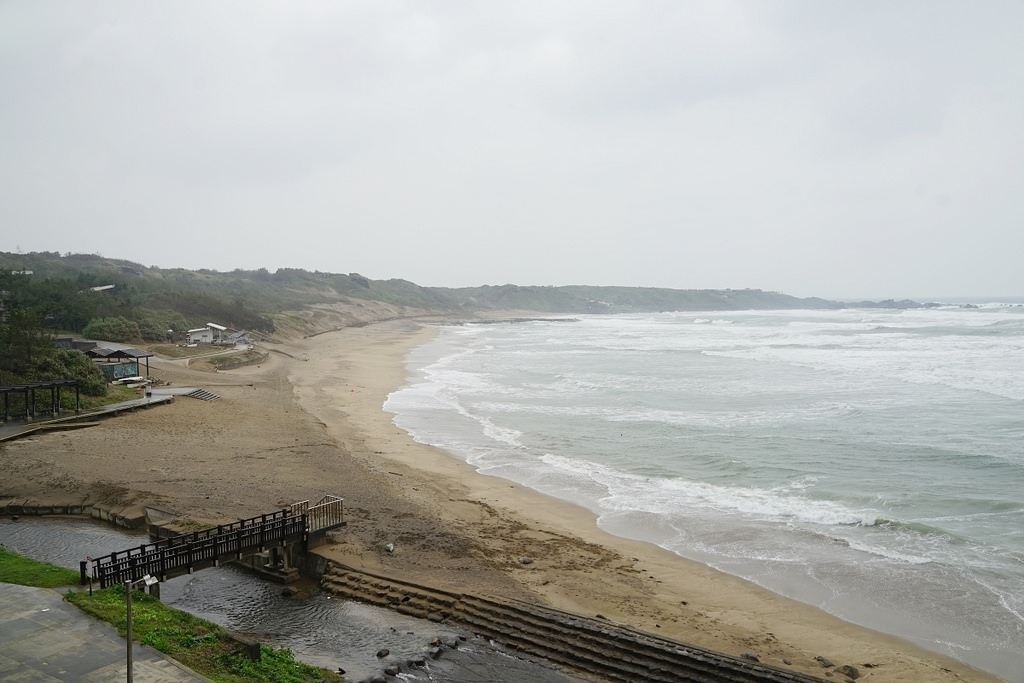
[2,2,1021,300]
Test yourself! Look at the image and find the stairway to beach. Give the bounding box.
[321,563,825,683]
[184,388,220,401]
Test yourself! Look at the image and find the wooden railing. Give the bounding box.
[91,510,306,587]
[86,497,345,588]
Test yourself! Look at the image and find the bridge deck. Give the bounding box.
[92,510,306,587]
[89,496,345,588]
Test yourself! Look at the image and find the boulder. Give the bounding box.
[836,664,860,679]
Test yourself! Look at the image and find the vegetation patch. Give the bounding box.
[207,349,269,371]
[0,546,81,587]
[66,585,339,683]
[75,383,139,410]
[146,343,231,359]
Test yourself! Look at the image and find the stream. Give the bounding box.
[0,516,584,682]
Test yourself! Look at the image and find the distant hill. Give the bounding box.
[0,251,915,339]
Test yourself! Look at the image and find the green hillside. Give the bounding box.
[0,250,901,345]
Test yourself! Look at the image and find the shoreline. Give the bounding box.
[0,317,1000,682]
[287,318,998,683]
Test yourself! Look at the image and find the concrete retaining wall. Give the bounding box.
[0,500,150,530]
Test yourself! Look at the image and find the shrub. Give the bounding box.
[31,348,108,396]
[82,316,142,343]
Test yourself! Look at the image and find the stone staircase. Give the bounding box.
[321,564,825,683]
[185,388,220,401]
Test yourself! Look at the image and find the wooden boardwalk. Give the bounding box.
[0,395,173,444]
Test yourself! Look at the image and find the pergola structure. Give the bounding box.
[0,380,80,423]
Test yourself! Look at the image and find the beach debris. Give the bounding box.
[815,655,835,668]
[741,652,760,662]
[518,556,534,565]
[385,542,395,553]
[836,664,860,679]
[376,648,390,658]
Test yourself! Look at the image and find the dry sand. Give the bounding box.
[0,318,999,682]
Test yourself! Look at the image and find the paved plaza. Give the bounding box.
[0,582,210,682]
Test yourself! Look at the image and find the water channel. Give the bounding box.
[0,517,585,682]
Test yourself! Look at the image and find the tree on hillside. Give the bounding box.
[0,303,107,395]
[32,347,107,396]
[82,316,142,343]
[0,309,53,382]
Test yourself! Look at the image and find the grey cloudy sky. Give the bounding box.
[2,1,1021,300]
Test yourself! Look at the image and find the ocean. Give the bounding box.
[384,306,1024,682]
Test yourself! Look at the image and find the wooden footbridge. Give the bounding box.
[83,495,345,588]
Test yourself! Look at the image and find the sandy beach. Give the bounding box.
[0,317,999,682]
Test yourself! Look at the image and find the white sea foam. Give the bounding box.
[530,453,883,530]
[384,308,1024,681]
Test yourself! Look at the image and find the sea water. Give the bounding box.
[384,306,1024,682]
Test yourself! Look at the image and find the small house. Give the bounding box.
[186,322,228,345]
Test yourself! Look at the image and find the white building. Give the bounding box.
[186,322,228,344]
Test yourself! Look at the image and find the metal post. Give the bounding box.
[125,573,157,681]
[125,580,133,683]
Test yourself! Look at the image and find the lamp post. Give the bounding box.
[125,575,158,683]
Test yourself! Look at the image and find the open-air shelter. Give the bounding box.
[86,347,154,378]
[0,380,80,423]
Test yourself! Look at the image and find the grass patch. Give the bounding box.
[66,585,339,683]
[0,546,81,587]
[207,349,269,371]
[146,343,227,359]
[76,383,140,410]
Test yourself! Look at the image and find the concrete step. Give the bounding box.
[185,389,220,401]
[320,563,825,683]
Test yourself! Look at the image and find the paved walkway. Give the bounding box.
[0,583,210,682]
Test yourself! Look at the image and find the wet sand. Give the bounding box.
[0,317,1000,682]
